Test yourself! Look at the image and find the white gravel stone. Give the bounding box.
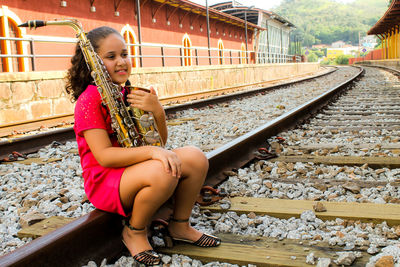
[306,252,315,264]
[366,244,400,266]
[316,257,331,267]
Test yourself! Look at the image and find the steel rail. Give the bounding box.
[0,128,76,159]
[0,66,363,267]
[0,67,336,159]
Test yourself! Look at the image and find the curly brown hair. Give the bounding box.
[65,26,120,101]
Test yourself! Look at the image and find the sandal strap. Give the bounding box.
[170,217,190,223]
[123,219,145,231]
[193,233,221,247]
[133,250,161,266]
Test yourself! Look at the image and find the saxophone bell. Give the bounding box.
[126,85,163,147]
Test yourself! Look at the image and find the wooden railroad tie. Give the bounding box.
[159,233,369,266]
[205,197,400,227]
[270,155,400,169]
[17,216,75,239]
[161,197,397,266]
[291,143,400,151]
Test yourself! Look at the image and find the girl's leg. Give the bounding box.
[168,146,210,242]
[119,160,178,256]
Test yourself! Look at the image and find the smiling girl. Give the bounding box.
[65,26,220,266]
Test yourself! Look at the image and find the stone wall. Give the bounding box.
[0,63,320,125]
[0,71,73,125]
[356,59,400,72]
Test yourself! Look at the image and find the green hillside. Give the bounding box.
[274,0,389,47]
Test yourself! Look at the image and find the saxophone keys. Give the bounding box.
[139,114,154,128]
[144,130,160,145]
[129,129,139,138]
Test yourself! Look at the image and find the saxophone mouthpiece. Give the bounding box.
[18,20,46,29]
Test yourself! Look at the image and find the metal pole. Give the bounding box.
[287,29,292,60]
[136,0,143,67]
[206,0,211,65]
[280,28,283,63]
[266,20,270,63]
[245,10,248,64]
[180,47,183,66]
[30,39,36,71]
[161,47,165,67]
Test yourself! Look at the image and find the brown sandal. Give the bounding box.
[122,220,162,266]
[169,218,221,247]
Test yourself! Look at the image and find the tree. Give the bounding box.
[335,55,352,65]
[274,0,388,47]
[307,52,318,62]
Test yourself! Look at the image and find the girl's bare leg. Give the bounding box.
[119,160,178,256]
[168,146,209,241]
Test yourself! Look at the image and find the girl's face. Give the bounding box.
[97,33,131,85]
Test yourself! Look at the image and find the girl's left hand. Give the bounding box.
[126,86,161,113]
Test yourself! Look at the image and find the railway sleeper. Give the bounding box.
[159,232,369,266]
[156,196,400,266]
[203,197,400,227]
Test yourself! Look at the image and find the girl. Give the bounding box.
[65,26,220,266]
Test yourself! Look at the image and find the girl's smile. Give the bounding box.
[97,33,132,85]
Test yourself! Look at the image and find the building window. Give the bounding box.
[0,16,25,72]
[240,42,246,64]
[218,39,224,65]
[121,25,138,68]
[182,33,192,66]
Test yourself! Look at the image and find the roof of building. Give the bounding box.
[368,0,400,35]
[210,1,295,28]
[152,0,265,30]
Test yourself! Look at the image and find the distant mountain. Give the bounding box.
[273,0,389,47]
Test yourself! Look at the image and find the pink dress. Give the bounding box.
[74,84,128,217]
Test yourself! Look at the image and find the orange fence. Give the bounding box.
[349,49,382,64]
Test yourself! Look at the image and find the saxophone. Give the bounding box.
[19,19,163,147]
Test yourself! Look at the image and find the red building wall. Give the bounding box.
[1,0,254,71]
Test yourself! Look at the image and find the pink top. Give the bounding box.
[74,84,128,217]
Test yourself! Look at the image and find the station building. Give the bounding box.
[210,2,295,64]
[352,0,399,67]
[0,0,321,126]
[368,0,400,61]
[0,0,295,73]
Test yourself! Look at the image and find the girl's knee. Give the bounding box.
[178,146,209,171]
[147,162,178,189]
[189,146,208,167]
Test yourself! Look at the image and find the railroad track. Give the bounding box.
[0,67,336,159]
[3,66,399,266]
[0,67,333,141]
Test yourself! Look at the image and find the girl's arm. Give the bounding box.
[83,128,181,177]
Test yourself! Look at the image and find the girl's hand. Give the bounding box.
[151,147,181,178]
[126,86,162,114]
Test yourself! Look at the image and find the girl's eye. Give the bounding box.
[122,53,128,58]
[106,55,115,59]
